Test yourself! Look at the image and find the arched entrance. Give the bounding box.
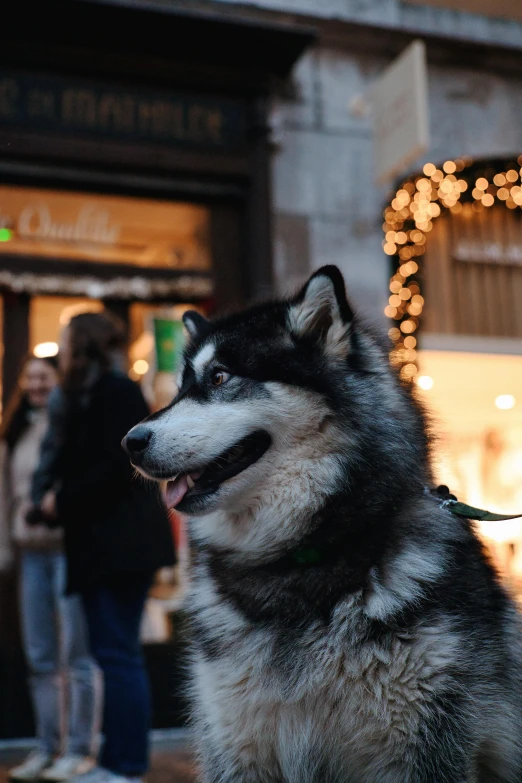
[383,155,522,595]
[383,155,522,379]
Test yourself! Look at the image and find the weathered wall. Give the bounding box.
[212,0,522,317]
[268,41,522,320]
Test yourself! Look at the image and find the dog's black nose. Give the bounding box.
[122,425,152,459]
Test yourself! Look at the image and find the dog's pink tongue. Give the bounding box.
[165,476,189,509]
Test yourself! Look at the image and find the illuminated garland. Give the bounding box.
[383,154,522,381]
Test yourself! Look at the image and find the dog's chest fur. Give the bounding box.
[189,559,459,782]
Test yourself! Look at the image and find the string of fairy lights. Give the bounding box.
[383,155,522,381]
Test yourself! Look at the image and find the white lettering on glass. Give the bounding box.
[18,203,120,246]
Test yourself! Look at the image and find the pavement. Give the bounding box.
[0,734,197,783]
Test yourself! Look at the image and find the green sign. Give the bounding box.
[153,319,185,374]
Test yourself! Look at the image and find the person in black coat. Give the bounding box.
[33,312,175,783]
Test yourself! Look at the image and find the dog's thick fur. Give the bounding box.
[126,266,522,782]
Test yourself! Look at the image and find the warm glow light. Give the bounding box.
[478,519,522,545]
[133,359,149,376]
[400,319,416,334]
[59,302,103,325]
[416,375,434,391]
[384,158,522,381]
[34,342,59,358]
[416,178,431,192]
[400,363,417,379]
[495,394,516,410]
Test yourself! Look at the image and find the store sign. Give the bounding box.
[0,70,246,149]
[372,41,430,184]
[10,203,120,247]
[454,239,522,265]
[0,185,211,271]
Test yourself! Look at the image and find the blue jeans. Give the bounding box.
[81,574,153,777]
[20,550,99,756]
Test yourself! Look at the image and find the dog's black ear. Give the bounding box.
[288,266,353,354]
[182,310,210,342]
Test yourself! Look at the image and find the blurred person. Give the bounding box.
[34,312,175,783]
[0,355,99,783]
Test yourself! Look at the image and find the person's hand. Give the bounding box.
[42,491,57,519]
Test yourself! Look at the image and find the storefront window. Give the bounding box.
[0,295,3,420]
[417,349,522,598]
[30,296,103,357]
[0,186,213,650]
[0,185,211,271]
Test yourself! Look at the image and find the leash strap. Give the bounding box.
[443,499,522,522]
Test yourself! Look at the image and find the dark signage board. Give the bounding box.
[0,71,247,150]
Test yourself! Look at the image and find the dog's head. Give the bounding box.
[124,266,428,552]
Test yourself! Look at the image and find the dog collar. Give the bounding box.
[291,547,325,566]
[289,487,522,569]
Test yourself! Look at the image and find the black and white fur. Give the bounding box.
[125,266,522,783]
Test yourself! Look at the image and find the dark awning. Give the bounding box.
[5,0,316,81]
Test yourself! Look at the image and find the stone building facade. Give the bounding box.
[215,0,522,321]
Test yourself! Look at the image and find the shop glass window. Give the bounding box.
[30,296,104,358]
[0,185,211,271]
[0,295,3,420]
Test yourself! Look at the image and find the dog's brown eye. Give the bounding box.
[211,370,230,386]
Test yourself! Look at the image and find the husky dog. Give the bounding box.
[124,266,522,783]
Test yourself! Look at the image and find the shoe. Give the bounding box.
[41,755,95,782]
[68,768,143,783]
[8,750,53,781]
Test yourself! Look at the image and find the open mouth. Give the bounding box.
[164,429,271,511]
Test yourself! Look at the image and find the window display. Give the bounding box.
[0,185,211,271]
[417,349,522,596]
